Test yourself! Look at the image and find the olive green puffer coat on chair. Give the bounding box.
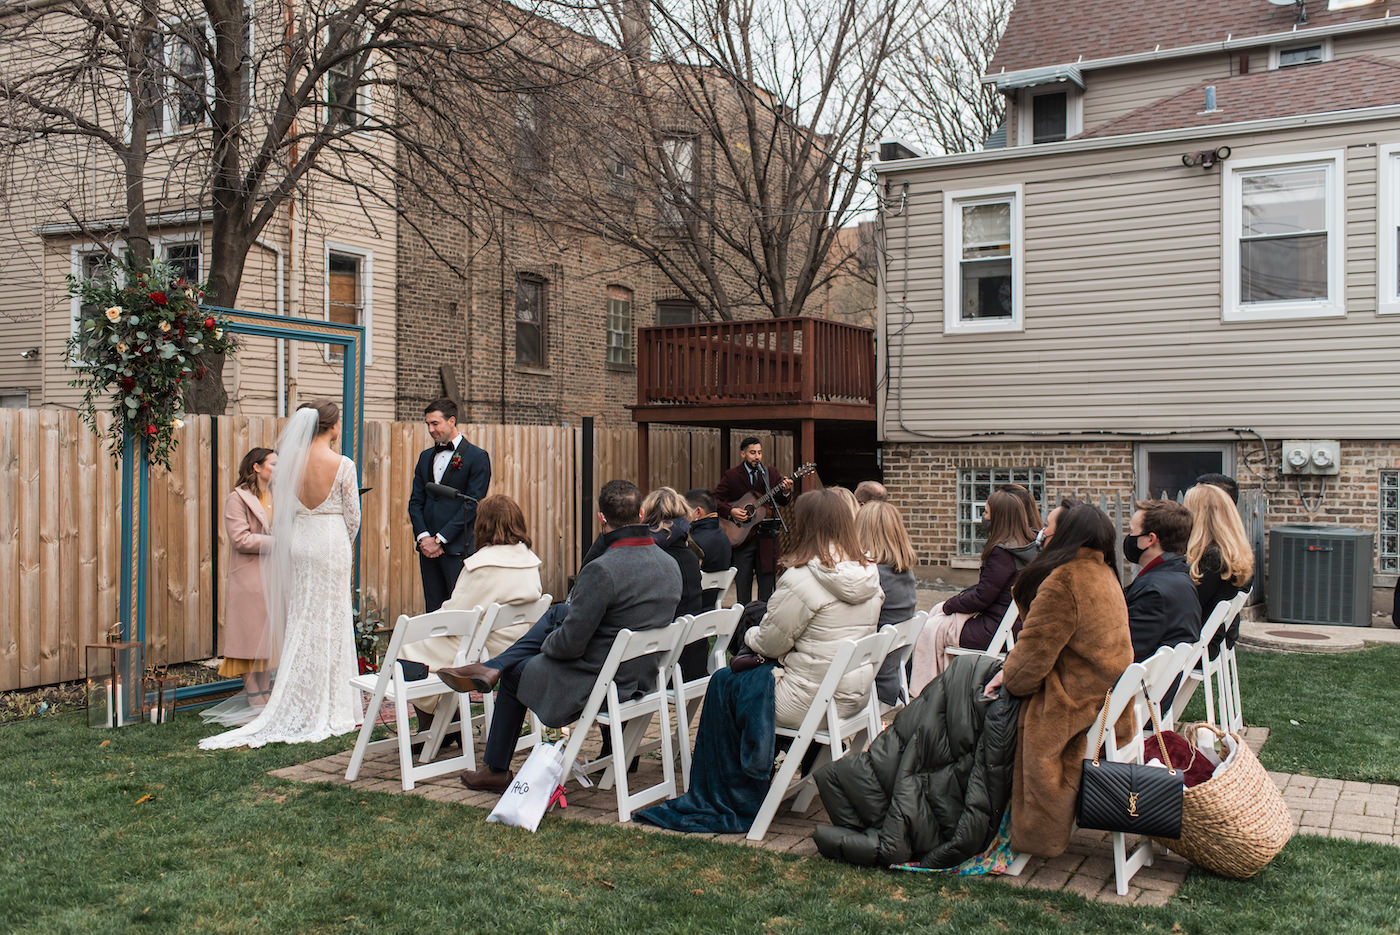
[812,652,1020,868]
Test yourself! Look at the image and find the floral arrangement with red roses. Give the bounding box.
[449,454,463,472]
[65,256,238,468]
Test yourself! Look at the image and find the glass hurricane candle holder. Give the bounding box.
[86,640,145,728]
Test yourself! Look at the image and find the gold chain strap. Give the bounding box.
[1088,684,1176,774]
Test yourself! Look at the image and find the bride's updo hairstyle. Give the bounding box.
[297,399,339,435]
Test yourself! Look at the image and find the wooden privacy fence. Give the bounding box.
[0,408,791,692]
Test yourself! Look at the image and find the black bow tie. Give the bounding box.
[435,442,455,453]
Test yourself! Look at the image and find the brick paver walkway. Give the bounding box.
[271,724,1400,907]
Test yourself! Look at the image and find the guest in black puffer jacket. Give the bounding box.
[644,487,705,676]
[812,653,1020,869]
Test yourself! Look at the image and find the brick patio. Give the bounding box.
[269,722,1400,906]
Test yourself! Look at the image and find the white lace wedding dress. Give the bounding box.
[200,457,362,749]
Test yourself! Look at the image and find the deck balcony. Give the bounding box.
[632,316,876,425]
[631,316,877,488]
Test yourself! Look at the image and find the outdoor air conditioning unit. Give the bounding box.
[1267,525,1373,627]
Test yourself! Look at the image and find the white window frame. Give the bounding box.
[942,184,1024,335]
[1269,38,1332,70]
[1222,150,1346,322]
[322,25,372,130]
[155,234,203,282]
[161,19,215,135]
[1380,143,1400,316]
[1017,84,1081,146]
[70,241,127,350]
[323,242,373,365]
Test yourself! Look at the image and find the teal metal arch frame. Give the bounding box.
[118,305,366,703]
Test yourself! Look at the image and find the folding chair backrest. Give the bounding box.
[883,611,928,701]
[459,595,554,666]
[1197,599,1233,654]
[1089,651,1161,763]
[679,605,744,675]
[700,568,738,610]
[380,608,483,669]
[791,628,897,741]
[985,602,1020,655]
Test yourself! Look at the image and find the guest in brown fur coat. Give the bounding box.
[983,501,1134,858]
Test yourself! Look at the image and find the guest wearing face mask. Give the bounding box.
[1123,499,1201,662]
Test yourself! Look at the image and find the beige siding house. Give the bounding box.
[876,0,1400,606]
[0,1,398,420]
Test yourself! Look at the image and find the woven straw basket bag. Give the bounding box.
[1154,723,1293,878]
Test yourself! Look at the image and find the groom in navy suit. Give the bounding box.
[408,397,491,612]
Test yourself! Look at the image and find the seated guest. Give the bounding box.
[634,489,882,834]
[910,488,1037,692]
[998,483,1043,541]
[439,480,682,792]
[401,494,544,727]
[743,488,884,728]
[1196,472,1240,504]
[829,485,861,518]
[1184,483,1254,658]
[685,488,733,606]
[1124,499,1201,661]
[854,480,888,505]
[855,500,919,707]
[981,501,1133,858]
[644,486,706,679]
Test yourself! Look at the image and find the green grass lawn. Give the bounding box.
[2,647,1399,934]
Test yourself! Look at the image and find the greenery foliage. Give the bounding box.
[65,256,238,468]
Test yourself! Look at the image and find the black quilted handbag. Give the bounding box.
[1077,691,1184,839]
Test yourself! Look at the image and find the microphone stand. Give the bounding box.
[424,482,480,552]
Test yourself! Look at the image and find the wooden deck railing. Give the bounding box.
[636,316,876,408]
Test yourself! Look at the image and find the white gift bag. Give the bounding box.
[486,741,567,832]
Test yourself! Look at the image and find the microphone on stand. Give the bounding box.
[426,482,479,504]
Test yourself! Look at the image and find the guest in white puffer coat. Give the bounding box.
[744,489,884,729]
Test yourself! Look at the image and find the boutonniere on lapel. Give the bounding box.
[449,453,463,472]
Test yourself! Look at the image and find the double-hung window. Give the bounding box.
[1380,144,1400,316]
[943,185,1022,334]
[605,286,633,366]
[1223,152,1344,321]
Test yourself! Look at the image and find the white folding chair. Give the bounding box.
[945,601,1019,663]
[1087,645,1181,895]
[747,627,897,841]
[345,607,484,791]
[462,596,554,755]
[1168,589,1249,730]
[559,618,693,821]
[881,610,930,712]
[667,605,745,790]
[1218,589,1252,733]
[700,567,738,611]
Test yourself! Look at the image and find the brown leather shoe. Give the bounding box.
[438,662,500,693]
[460,766,514,793]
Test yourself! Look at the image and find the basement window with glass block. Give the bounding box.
[1381,470,1399,574]
[957,467,1046,557]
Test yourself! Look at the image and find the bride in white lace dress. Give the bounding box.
[201,400,362,750]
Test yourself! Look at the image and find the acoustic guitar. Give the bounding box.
[719,462,817,547]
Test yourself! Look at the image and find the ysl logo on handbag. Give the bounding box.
[1127,791,1140,818]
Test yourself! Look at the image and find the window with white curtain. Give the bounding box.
[1381,144,1400,315]
[1223,153,1344,321]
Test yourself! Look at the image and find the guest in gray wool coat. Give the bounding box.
[441,479,682,792]
[855,500,920,707]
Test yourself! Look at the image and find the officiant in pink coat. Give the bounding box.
[221,447,277,699]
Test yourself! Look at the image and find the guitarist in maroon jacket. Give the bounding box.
[714,436,794,604]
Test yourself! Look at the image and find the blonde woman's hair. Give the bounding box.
[856,500,917,573]
[642,486,690,534]
[1184,483,1254,586]
[828,485,860,518]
